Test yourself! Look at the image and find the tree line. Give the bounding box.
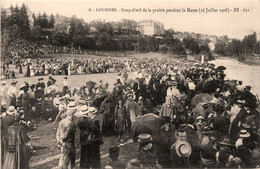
[1,3,227,59]
[214,32,260,58]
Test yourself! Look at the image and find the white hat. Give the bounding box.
[0,81,7,85]
[239,129,250,138]
[197,116,206,120]
[237,100,246,104]
[67,101,77,110]
[86,107,97,118]
[75,105,89,117]
[6,106,17,116]
[175,140,192,157]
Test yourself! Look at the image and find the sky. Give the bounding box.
[1,0,260,40]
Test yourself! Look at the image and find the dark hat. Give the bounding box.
[138,134,152,143]
[64,77,68,79]
[245,86,251,90]
[187,116,195,125]
[38,78,44,81]
[219,137,234,147]
[30,84,35,89]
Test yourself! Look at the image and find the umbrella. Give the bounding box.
[191,93,214,107]
[224,80,237,91]
[202,80,219,94]
[126,79,136,84]
[216,66,226,71]
[130,113,164,142]
[85,81,97,90]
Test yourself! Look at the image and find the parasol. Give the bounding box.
[216,66,226,71]
[130,113,164,142]
[191,93,214,107]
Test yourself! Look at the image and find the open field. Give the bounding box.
[3,52,167,169]
[3,52,260,168]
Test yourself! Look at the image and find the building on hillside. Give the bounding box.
[137,20,164,36]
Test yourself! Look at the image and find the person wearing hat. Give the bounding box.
[0,81,8,108]
[159,96,175,122]
[211,103,229,141]
[19,83,31,122]
[76,106,103,168]
[35,83,45,120]
[170,130,192,168]
[200,126,217,168]
[114,99,126,143]
[37,78,45,91]
[125,93,139,126]
[56,104,77,169]
[153,116,175,168]
[62,77,70,97]
[216,136,239,167]
[137,134,162,169]
[1,106,16,162]
[230,103,248,143]
[28,84,36,106]
[236,129,256,151]
[53,93,61,108]
[166,80,182,100]
[53,97,67,124]
[183,116,201,167]
[6,80,18,108]
[3,110,31,169]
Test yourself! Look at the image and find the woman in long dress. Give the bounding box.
[114,99,126,142]
[3,113,31,169]
[25,65,30,77]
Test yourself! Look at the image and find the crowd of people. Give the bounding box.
[0,56,260,169]
[3,41,89,58]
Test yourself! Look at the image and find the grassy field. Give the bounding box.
[3,52,167,169]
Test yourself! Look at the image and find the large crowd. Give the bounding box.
[0,56,260,169]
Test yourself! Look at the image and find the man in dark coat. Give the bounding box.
[56,107,76,169]
[76,106,103,169]
[212,104,229,141]
[230,101,248,143]
[153,117,175,168]
[183,117,201,167]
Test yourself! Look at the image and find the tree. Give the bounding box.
[215,41,226,55]
[183,37,200,54]
[48,13,55,28]
[164,28,175,37]
[41,12,49,28]
[19,3,31,39]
